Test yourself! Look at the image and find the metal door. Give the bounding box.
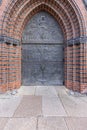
[22,11,64,86]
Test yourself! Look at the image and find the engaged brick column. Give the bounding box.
[65,46,73,90]
[80,43,87,93]
[7,44,21,91]
[72,45,80,92]
[0,36,21,93]
[66,37,87,93]
[0,43,8,92]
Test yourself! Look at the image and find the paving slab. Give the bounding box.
[38,117,68,130]
[14,96,42,117]
[35,86,58,97]
[65,117,87,130]
[55,86,67,96]
[80,97,87,103]
[17,86,36,95]
[0,118,8,130]
[0,96,23,117]
[42,96,67,117]
[4,118,37,130]
[59,92,87,117]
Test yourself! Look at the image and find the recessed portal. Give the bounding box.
[22,11,64,86]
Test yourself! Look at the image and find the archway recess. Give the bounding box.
[22,11,64,86]
[0,0,87,93]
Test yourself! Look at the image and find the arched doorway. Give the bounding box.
[0,0,86,93]
[22,11,64,86]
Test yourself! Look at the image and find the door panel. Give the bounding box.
[22,44,64,85]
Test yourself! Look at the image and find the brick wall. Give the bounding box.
[0,0,87,93]
[0,42,21,92]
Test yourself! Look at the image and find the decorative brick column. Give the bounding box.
[80,43,87,93]
[0,36,21,92]
[65,36,87,93]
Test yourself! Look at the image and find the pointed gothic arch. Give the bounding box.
[0,0,87,93]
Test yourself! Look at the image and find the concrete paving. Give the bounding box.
[4,118,37,130]
[14,96,42,117]
[35,86,58,97]
[42,96,67,117]
[0,86,87,130]
[17,86,36,95]
[0,96,23,117]
[38,117,68,130]
[0,118,8,130]
[65,117,87,130]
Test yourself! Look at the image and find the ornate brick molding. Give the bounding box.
[1,0,86,42]
[67,36,87,46]
[0,35,21,45]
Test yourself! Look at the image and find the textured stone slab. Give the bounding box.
[80,97,87,103]
[42,96,67,117]
[4,118,37,130]
[60,93,87,117]
[14,96,42,117]
[17,86,36,95]
[55,86,67,96]
[0,118,8,130]
[0,96,23,117]
[65,117,87,130]
[38,117,68,130]
[35,86,58,97]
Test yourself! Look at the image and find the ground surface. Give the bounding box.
[0,86,87,130]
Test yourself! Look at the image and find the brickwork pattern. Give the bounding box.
[0,0,87,93]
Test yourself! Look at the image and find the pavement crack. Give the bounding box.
[36,117,39,130]
[64,117,70,130]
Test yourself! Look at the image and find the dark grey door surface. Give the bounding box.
[22,11,64,86]
[22,44,64,85]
